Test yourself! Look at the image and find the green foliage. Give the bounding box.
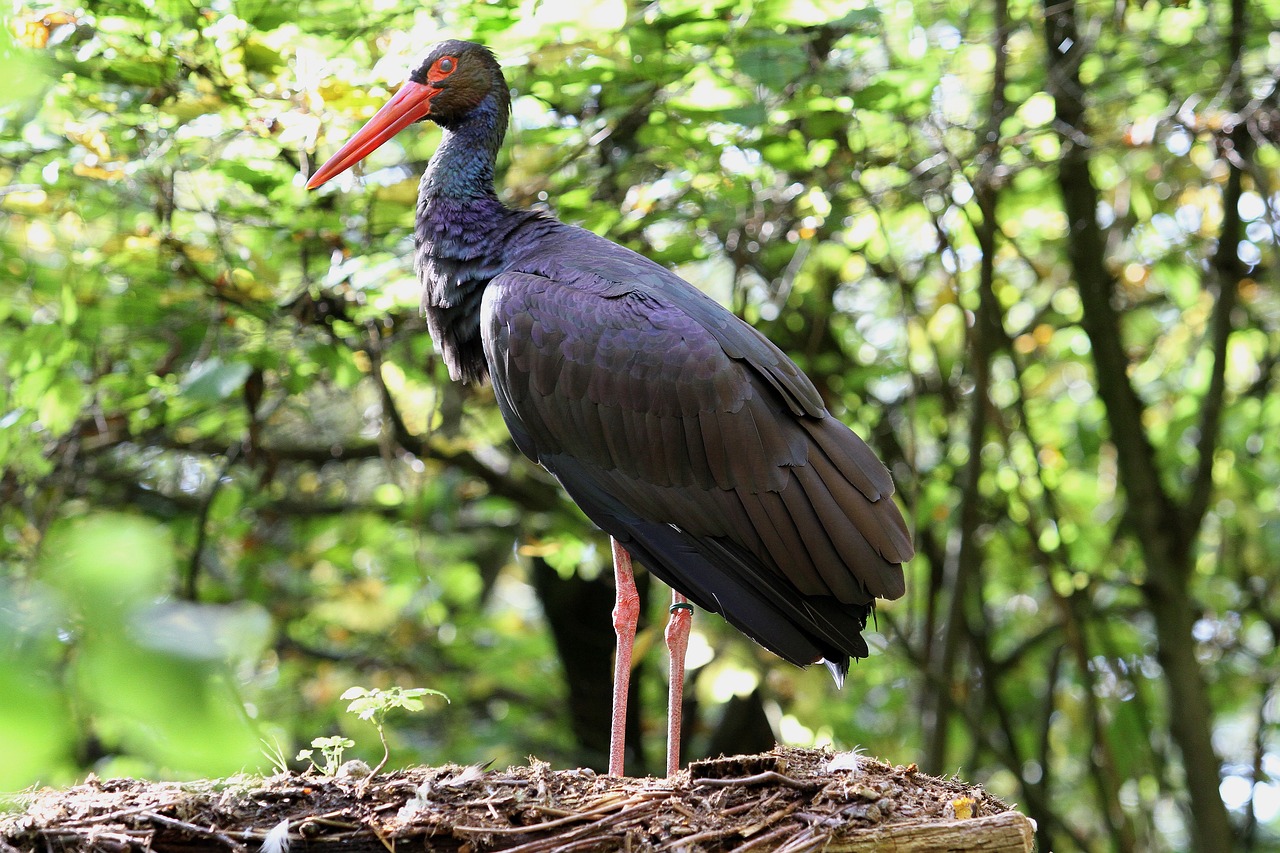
[342,686,449,722]
[2,514,264,784]
[296,736,356,776]
[1,0,1278,849]
[340,685,448,774]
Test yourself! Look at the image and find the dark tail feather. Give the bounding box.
[614,518,872,673]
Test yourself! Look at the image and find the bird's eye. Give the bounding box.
[437,57,455,74]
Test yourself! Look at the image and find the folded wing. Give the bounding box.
[481,229,912,675]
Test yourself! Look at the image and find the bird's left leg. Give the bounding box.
[665,590,692,777]
[609,538,640,777]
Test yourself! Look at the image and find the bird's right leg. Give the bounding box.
[608,537,639,777]
[665,590,691,777]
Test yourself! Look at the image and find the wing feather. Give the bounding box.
[480,232,912,672]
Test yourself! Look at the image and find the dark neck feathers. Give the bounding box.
[414,90,532,384]
[421,92,507,201]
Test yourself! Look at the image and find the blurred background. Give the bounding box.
[1,0,1278,849]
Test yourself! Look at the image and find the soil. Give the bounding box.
[1,746,1022,852]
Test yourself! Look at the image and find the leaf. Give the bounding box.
[760,0,879,25]
[108,57,173,87]
[180,358,254,403]
[397,687,450,708]
[36,374,85,435]
[738,40,809,89]
[242,39,285,74]
[242,5,292,33]
[218,161,283,195]
[716,104,769,126]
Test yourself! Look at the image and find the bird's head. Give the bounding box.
[306,39,507,189]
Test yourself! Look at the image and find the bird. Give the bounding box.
[307,39,913,778]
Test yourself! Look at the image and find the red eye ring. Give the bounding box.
[425,55,457,84]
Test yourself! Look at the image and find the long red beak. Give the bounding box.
[306,81,439,189]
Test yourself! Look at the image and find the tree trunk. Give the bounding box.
[1042,1,1236,848]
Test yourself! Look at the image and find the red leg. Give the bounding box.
[609,538,639,777]
[665,590,692,777]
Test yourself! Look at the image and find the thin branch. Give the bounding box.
[1184,5,1250,534]
[75,415,569,516]
[183,440,242,601]
[923,0,1012,773]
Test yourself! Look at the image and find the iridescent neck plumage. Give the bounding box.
[414,91,514,275]
[414,91,515,384]
[420,93,507,202]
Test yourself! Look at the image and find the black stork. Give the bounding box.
[307,40,913,778]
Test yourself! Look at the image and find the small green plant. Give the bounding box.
[341,686,448,776]
[296,736,356,776]
[261,737,291,775]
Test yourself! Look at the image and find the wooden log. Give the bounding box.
[828,811,1035,851]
